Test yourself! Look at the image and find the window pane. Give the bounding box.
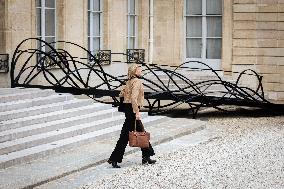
[93,37,100,51]
[206,39,221,59]
[186,17,202,37]
[36,8,41,36]
[45,37,55,52]
[129,16,135,36]
[93,13,100,36]
[93,0,100,11]
[45,9,55,36]
[129,0,135,14]
[129,37,135,49]
[207,17,222,37]
[186,38,201,58]
[207,0,222,15]
[88,37,91,51]
[36,0,41,7]
[37,39,42,50]
[88,12,91,36]
[45,0,55,8]
[186,0,201,15]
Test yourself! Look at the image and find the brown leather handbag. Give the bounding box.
[129,120,150,148]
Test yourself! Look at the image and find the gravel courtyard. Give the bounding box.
[82,109,284,189]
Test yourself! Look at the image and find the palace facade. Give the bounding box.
[0,0,284,102]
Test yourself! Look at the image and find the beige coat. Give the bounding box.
[120,78,144,113]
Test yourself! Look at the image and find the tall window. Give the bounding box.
[185,0,222,68]
[88,0,103,54]
[127,0,138,49]
[36,0,56,52]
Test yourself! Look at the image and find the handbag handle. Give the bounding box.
[134,119,137,131]
[134,119,145,132]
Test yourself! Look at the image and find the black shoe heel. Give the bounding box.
[142,157,156,165]
[107,160,121,168]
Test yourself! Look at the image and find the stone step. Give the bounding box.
[144,86,229,94]
[144,82,229,89]
[0,112,149,155]
[143,72,222,80]
[143,77,235,84]
[143,79,230,88]
[0,88,41,95]
[0,103,111,133]
[0,99,94,121]
[0,94,74,112]
[0,114,126,155]
[143,78,238,94]
[0,89,55,103]
[0,115,165,169]
[0,106,117,142]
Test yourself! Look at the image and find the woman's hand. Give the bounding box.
[135,112,141,120]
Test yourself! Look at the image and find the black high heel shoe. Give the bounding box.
[107,160,121,168]
[142,157,156,165]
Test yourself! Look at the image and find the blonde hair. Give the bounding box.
[127,64,139,79]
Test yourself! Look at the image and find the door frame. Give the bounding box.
[183,0,222,70]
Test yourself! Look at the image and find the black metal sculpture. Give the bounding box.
[10,38,283,118]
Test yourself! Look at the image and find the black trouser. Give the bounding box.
[109,104,155,163]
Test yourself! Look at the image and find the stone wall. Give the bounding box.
[232,0,284,102]
[0,0,5,54]
[64,0,86,59]
[108,0,127,62]
[0,0,35,87]
[0,0,7,87]
[0,0,284,103]
[153,0,183,66]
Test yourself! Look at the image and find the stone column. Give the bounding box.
[138,0,149,62]
[108,0,127,61]
[153,0,183,66]
[0,0,36,87]
[65,0,86,58]
[0,0,6,54]
[222,0,233,74]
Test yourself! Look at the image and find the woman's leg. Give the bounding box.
[141,143,155,158]
[108,104,135,163]
[135,121,155,158]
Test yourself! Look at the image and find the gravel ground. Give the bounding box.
[81,110,284,189]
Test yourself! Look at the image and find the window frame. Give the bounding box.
[184,0,222,69]
[88,0,103,55]
[36,0,57,52]
[127,0,138,49]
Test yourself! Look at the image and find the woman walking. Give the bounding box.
[108,64,156,168]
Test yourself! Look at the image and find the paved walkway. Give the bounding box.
[0,117,206,189]
[37,129,216,189]
[79,113,284,189]
[2,106,283,189]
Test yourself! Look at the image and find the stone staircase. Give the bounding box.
[0,88,164,169]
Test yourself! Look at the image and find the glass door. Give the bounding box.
[185,0,222,69]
